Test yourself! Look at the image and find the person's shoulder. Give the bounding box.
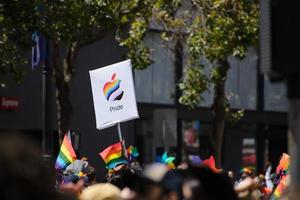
[73,159,81,163]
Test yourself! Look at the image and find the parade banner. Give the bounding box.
[89,60,139,130]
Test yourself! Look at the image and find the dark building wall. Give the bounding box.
[223,130,254,177]
[0,68,44,130]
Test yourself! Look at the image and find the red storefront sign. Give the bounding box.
[0,97,19,110]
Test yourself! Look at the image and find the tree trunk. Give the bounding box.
[211,60,230,167]
[52,42,79,142]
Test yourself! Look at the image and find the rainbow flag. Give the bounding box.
[276,153,290,174]
[202,156,221,173]
[270,153,290,200]
[99,142,127,169]
[55,133,77,171]
[271,176,287,200]
[127,145,139,162]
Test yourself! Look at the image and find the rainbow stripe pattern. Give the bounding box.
[276,153,290,174]
[99,142,127,169]
[55,133,77,171]
[270,153,290,200]
[103,73,124,102]
[127,145,139,162]
[157,152,176,170]
[127,146,139,157]
[271,176,287,200]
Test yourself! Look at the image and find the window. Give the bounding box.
[135,32,175,104]
[226,47,257,110]
[194,47,258,110]
[264,78,287,112]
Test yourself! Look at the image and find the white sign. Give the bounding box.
[89,60,139,130]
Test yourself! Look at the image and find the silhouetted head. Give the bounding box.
[0,134,60,200]
[182,165,238,200]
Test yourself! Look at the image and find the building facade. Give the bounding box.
[0,31,288,179]
[135,31,288,175]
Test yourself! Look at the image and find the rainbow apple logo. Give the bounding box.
[103,73,124,101]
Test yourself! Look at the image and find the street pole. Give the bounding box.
[42,39,53,164]
[162,120,166,151]
[256,56,265,174]
[117,123,128,158]
[175,40,183,163]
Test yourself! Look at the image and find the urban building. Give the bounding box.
[0,30,287,180]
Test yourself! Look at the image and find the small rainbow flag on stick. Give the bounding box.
[270,153,290,200]
[127,145,139,161]
[276,153,290,174]
[271,176,287,200]
[99,142,127,169]
[55,132,77,171]
[202,156,221,173]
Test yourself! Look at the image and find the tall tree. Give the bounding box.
[154,0,259,166]
[0,0,167,139]
[0,1,36,85]
[1,0,259,164]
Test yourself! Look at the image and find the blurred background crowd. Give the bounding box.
[0,134,290,200]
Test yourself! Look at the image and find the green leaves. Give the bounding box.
[0,0,259,111]
[0,1,34,84]
[164,0,258,108]
[188,0,259,62]
[179,66,209,108]
[0,0,168,82]
[153,0,258,119]
[119,17,152,69]
[128,46,152,70]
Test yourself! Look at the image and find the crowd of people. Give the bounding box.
[0,134,290,200]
